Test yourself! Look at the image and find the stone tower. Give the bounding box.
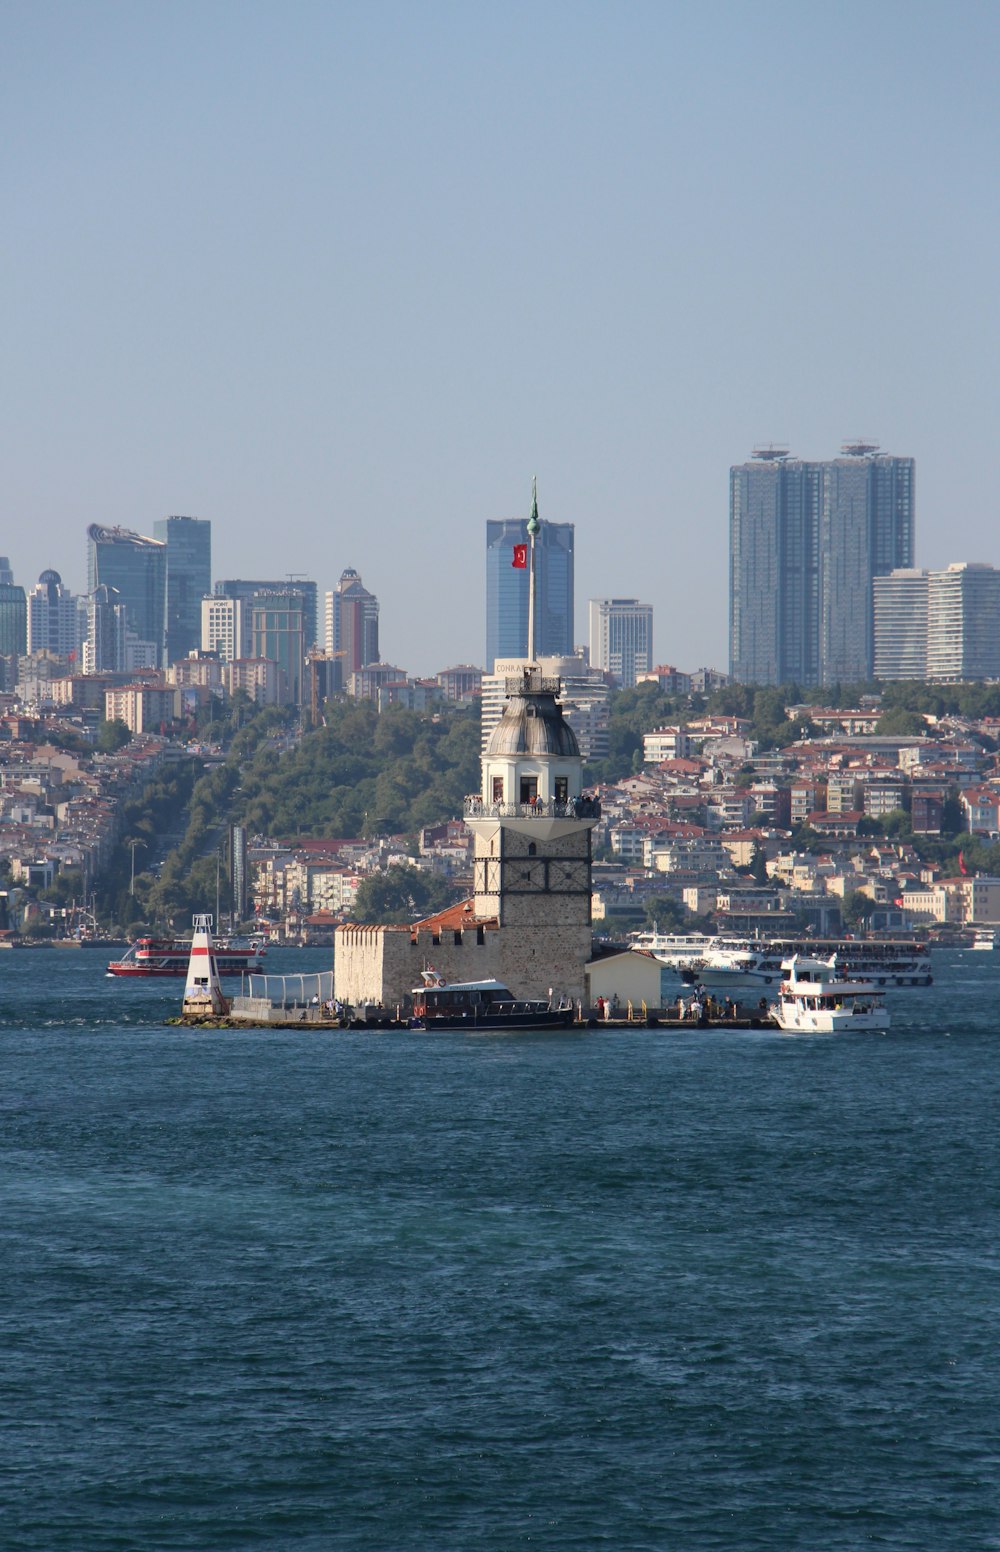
[464,666,600,998]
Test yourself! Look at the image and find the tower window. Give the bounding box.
[528,842,537,856]
[520,777,538,803]
[492,776,504,801]
[555,777,568,803]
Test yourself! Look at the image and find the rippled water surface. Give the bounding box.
[2,947,999,1550]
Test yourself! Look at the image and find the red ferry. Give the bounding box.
[106,934,266,978]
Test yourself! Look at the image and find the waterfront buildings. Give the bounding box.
[729,443,914,686]
[87,525,167,666]
[154,516,211,664]
[485,514,574,671]
[588,598,653,687]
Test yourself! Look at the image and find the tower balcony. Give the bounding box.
[464,795,601,822]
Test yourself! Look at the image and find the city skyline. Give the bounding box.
[4,5,999,676]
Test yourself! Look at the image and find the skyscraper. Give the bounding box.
[26,570,84,660]
[486,507,574,671]
[926,563,1000,682]
[729,443,914,687]
[154,515,211,664]
[588,598,653,687]
[87,524,167,666]
[0,564,27,659]
[330,568,379,688]
[249,593,306,704]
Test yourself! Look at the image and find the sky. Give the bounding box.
[3,0,999,676]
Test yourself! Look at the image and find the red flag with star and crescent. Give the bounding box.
[512,544,527,569]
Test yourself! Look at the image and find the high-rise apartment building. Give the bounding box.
[729,443,914,686]
[926,563,1000,683]
[83,585,130,673]
[26,570,84,660]
[588,598,653,687]
[154,515,211,664]
[485,514,574,671]
[87,524,167,666]
[873,570,930,680]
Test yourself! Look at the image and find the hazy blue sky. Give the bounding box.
[3,1,998,674]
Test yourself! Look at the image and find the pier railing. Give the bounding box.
[463,796,601,821]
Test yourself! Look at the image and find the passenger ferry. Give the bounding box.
[772,954,890,1034]
[107,933,266,978]
[410,970,575,1030]
[630,931,932,989]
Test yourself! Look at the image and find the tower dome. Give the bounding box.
[485,671,580,759]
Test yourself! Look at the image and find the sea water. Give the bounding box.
[2,948,999,1550]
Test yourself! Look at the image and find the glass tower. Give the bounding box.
[215,579,318,651]
[486,517,574,672]
[87,525,167,666]
[154,515,211,664]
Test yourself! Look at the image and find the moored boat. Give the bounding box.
[107,932,266,977]
[410,970,574,1030]
[772,954,890,1034]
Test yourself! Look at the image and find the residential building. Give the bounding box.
[485,512,574,670]
[83,585,129,673]
[154,515,211,663]
[436,665,483,703]
[926,563,1000,682]
[729,443,914,686]
[588,598,653,687]
[104,684,175,734]
[87,524,167,666]
[873,569,929,679]
[0,563,27,658]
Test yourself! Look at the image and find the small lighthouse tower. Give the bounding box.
[182,913,229,1019]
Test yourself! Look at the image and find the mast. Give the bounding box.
[526,476,540,663]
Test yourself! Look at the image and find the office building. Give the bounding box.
[729,443,914,686]
[485,513,574,671]
[330,568,380,688]
[201,596,249,662]
[26,570,85,660]
[87,524,167,666]
[249,593,306,704]
[588,598,653,687]
[215,579,318,650]
[873,570,930,680]
[0,565,27,658]
[154,515,211,664]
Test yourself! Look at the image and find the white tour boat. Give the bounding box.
[772,954,890,1034]
[969,929,995,951]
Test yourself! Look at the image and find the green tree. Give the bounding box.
[96,718,131,752]
[352,865,464,924]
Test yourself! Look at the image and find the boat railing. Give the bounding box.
[464,796,601,821]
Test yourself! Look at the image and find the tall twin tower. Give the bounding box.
[729,442,914,687]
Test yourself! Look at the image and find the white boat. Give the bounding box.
[630,931,932,990]
[772,954,890,1034]
[969,929,995,951]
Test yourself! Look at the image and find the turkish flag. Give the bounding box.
[512,544,527,569]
